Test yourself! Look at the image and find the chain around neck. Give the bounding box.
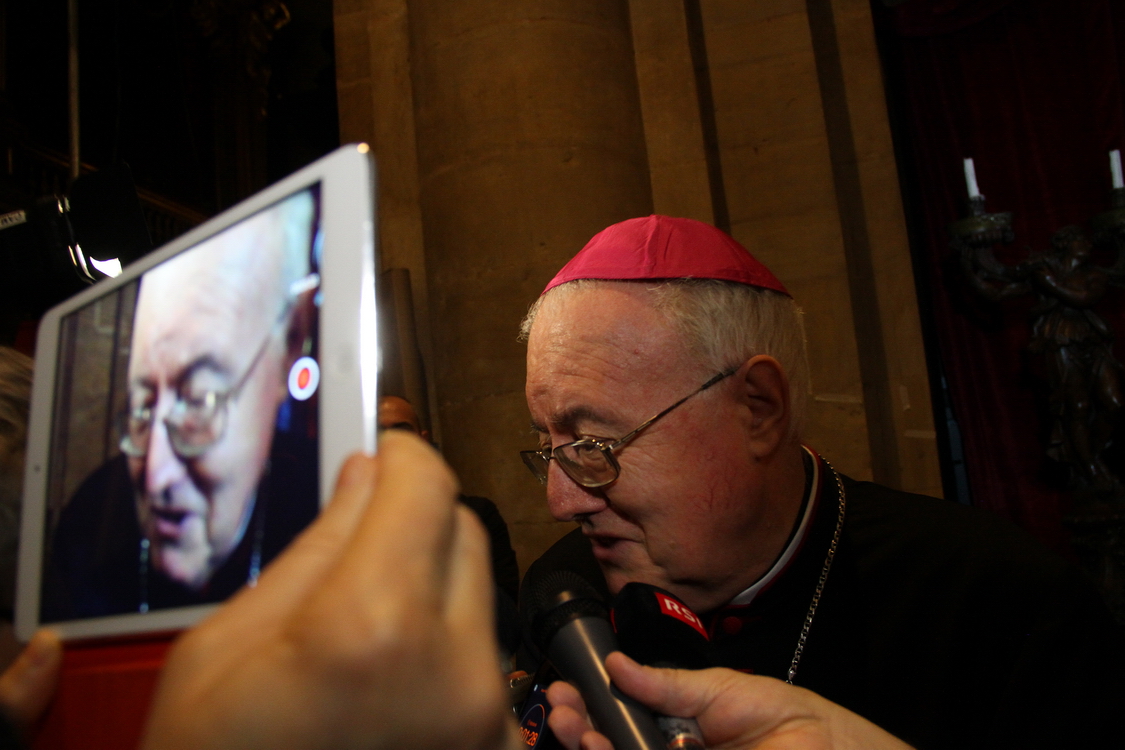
[785,459,846,684]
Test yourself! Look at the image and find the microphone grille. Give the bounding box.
[525,570,608,650]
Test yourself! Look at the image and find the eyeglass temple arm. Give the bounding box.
[608,367,738,450]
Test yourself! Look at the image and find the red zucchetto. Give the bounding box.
[543,215,790,297]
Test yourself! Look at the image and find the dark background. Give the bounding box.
[0,0,339,342]
[876,0,1125,554]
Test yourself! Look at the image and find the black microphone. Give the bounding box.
[612,583,714,749]
[525,570,667,750]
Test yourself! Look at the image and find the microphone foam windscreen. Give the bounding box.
[611,583,713,670]
[525,570,609,651]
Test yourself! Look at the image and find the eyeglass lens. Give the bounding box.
[555,442,617,487]
[120,397,228,460]
[520,442,619,489]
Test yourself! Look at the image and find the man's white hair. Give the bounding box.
[521,279,809,441]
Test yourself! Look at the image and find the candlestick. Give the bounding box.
[1111,150,1123,190]
[963,158,982,199]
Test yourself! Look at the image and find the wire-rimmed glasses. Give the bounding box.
[520,368,737,489]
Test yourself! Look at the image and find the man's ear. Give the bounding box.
[734,355,791,458]
[284,293,315,365]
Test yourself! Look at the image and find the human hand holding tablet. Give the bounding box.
[11,144,379,749]
[141,433,520,750]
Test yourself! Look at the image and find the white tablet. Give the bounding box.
[16,143,379,641]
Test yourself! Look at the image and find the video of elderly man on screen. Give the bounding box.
[40,186,323,622]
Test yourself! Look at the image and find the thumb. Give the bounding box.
[603,652,726,719]
[0,629,63,733]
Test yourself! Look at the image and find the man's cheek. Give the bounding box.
[155,523,212,585]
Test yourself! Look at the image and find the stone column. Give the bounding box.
[407,0,653,566]
[334,0,442,442]
[698,0,941,496]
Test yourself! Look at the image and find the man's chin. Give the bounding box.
[601,566,664,597]
[601,566,713,613]
[154,551,213,591]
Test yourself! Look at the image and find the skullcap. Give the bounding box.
[543,215,789,296]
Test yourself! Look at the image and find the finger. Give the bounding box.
[277,434,462,668]
[605,653,798,746]
[441,507,510,743]
[546,705,592,750]
[0,629,63,732]
[190,452,380,642]
[604,652,727,720]
[443,507,495,656]
[545,680,585,715]
[545,682,592,750]
[333,432,461,607]
[578,729,615,750]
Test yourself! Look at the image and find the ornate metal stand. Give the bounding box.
[1069,188,1125,622]
[951,190,1125,623]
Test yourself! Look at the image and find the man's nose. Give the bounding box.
[545,466,608,522]
[145,418,188,497]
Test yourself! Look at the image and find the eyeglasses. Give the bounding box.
[521,368,737,489]
[120,307,291,461]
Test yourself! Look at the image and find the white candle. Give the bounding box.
[963,158,982,199]
[1111,150,1123,189]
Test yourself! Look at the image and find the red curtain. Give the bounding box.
[879,0,1125,555]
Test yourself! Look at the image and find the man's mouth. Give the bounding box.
[152,508,190,540]
[585,532,629,560]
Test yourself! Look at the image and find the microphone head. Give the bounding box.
[524,570,609,652]
[611,583,713,670]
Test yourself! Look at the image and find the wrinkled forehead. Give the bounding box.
[143,212,289,302]
[526,283,696,396]
[129,219,291,373]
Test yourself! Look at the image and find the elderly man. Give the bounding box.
[519,216,1123,748]
[43,189,320,619]
[0,433,908,750]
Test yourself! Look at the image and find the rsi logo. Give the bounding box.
[656,593,708,639]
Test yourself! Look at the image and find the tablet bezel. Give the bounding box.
[15,143,379,641]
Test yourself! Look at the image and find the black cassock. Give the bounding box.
[42,431,319,621]
[520,452,1125,749]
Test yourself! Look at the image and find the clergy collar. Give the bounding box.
[725,445,822,608]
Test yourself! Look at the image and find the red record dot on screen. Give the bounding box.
[288,356,320,401]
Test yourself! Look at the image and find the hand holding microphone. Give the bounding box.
[524,571,667,750]
[530,578,710,750]
[548,582,912,750]
[611,583,710,749]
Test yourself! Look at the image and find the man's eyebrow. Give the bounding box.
[532,405,618,434]
[130,353,226,391]
[178,354,231,384]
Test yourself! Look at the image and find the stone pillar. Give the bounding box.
[807,0,943,497]
[407,0,653,566]
[628,0,717,224]
[696,0,942,496]
[334,0,443,442]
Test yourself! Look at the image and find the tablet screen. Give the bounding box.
[39,185,322,622]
